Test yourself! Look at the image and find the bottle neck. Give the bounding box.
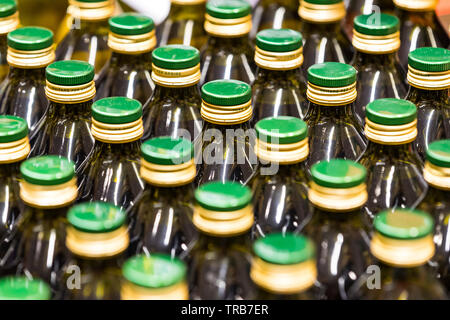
[198,231,250,247]
[396,8,436,25]
[95,140,141,152]
[70,18,109,33]
[261,0,297,8]
[169,3,206,21]
[365,140,414,155]
[8,66,46,78]
[301,21,341,34]
[406,86,449,103]
[207,35,250,47]
[49,100,93,117]
[110,51,152,66]
[353,51,398,66]
[314,207,362,220]
[256,67,301,80]
[307,102,355,117]
[0,162,21,175]
[153,84,200,99]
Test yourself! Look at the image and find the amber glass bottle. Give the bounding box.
[0,27,55,140]
[405,47,450,161]
[304,62,366,171]
[348,209,448,300]
[0,276,51,300]
[0,0,19,82]
[298,0,353,77]
[96,13,156,105]
[0,116,30,276]
[61,202,128,300]
[56,0,115,78]
[359,98,427,223]
[250,233,320,299]
[129,137,197,259]
[196,79,257,186]
[158,0,207,50]
[250,116,311,238]
[200,0,256,86]
[31,60,95,172]
[251,28,308,124]
[17,0,67,35]
[121,254,189,300]
[394,0,449,71]
[78,97,143,210]
[189,181,255,299]
[351,13,407,126]
[142,45,203,143]
[17,156,77,293]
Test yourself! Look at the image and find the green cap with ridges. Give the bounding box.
[0,115,28,143]
[311,159,367,188]
[109,13,154,36]
[67,202,125,233]
[307,62,357,87]
[374,209,434,240]
[201,80,251,106]
[141,137,193,166]
[92,97,142,124]
[426,139,450,168]
[255,116,308,144]
[206,0,251,19]
[0,277,51,300]
[152,45,200,70]
[256,29,303,52]
[7,26,53,51]
[46,60,95,86]
[254,233,315,265]
[20,156,75,186]
[354,13,399,36]
[366,98,417,125]
[123,254,186,288]
[195,181,252,212]
[408,47,450,72]
[0,0,16,18]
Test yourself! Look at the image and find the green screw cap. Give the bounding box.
[0,115,28,143]
[311,159,367,188]
[354,13,399,36]
[109,13,154,36]
[366,98,417,126]
[426,139,450,168]
[307,62,357,87]
[20,156,75,186]
[195,181,252,212]
[7,26,53,51]
[46,60,95,86]
[152,45,200,70]
[254,233,315,265]
[374,209,434,240]
[67,202,125,233]
[123,254,186,288]
[201,79,251,106]
[408,47,450,72]
[0,0,16,18]
[0,276,51,300]
[255,116,308,144]
[141,137,193,166]
[302,0,342,4]
[206,0,251,19]
[92,97,142,124]
[256,29,303,52]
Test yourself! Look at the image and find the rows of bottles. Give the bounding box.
[0,0,448,300]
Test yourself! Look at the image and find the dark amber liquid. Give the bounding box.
[0,35,8,82]
[18,0,68,34]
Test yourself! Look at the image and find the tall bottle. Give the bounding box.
[405,47,450,160]
[78,97,143,210]
[196,79,257,186]
[394,0,449,71]
[18,156,77,293]
[200,0,256,86]
[142,45,203,142]
[359,98,427,222]
[31,60,95,172]
[157,0,207,50]
[189,181,255,299]
[251,28,308,124]
[0,27,55,140]
[351,13,407,126]
[56,0,115,77]
[0,116,30,276]
[129,137,197,259]
[304,62,366,170]
[121,254,189,300]
[418,139,450,290]
[0,0,19,82]
[298,0,353,77]
[61,202,128,300]
[250,116,311,238]
[250,233,319,299]
[0,276,51,300]
[348,208,448,299]
[17,0,68,35]
[303,159,370,300]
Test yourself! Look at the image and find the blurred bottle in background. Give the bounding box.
[17,0,68,36]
